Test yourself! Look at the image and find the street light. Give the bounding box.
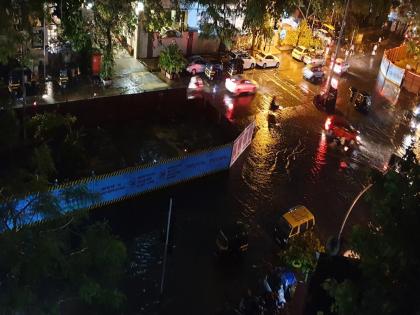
[86,1,94,10]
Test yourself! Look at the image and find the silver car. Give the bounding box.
[303,53,326,66]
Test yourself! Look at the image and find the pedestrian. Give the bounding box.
[350,44,355,55]
[270,96,279,111]
[277,285,286,309]
[371,44,378,56]
[263,275,273,293]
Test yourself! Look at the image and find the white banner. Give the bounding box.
[230,121,255,167]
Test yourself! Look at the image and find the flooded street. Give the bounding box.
[90,40,419,315]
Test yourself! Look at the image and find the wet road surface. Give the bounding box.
[91,38,419,315]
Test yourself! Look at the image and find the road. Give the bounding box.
[89,38,419,315]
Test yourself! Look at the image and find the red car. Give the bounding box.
[324,116,361,146]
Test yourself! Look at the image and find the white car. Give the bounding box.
[332,58,350,75]
[225,76,257,95]
[303,53,326,66]
[255,53,280,68]
[228,51,256,69]
[239,52,256,69]
[292,46,309,61]
[186,56,207,75]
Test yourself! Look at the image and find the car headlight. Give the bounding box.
[356,135,361,142]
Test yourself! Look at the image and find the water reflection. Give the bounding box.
[310,131,328,181]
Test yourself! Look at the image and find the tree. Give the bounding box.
[324,149,420,314]
[0,109,127,314]
[60,0,137,78]
[0,0,44,64]
[88,0,137,79]
[141,0,176,32]
[0,219,127,314]
[61,0,93,52]
[158,43,187,75]
[279,231,325,279]
[184,0,242,52]
[282,19,322,47]
[242,0,274,51]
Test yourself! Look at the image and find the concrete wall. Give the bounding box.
[9,120,255,230]
[137,31,219,58]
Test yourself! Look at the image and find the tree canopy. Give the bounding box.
[324,149,420,314]
[0,109,127,314]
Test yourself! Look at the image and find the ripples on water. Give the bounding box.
[127,232,162,314]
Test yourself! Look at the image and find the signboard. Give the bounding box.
[386,62,405,86]
[12,144,233,228]
[9,121,257,229]
[230,121,255,167]
[32,27,44,48]
[380,56,390,76]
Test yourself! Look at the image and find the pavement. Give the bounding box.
[0,50,168,108]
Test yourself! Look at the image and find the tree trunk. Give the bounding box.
[106,27,113,61]
[251,31,258,52]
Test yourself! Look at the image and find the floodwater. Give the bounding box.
[89,40,418,315]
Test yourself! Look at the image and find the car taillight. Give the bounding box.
[325,117,332,130]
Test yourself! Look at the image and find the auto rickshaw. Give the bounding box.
[216,221,249,255]
[354,91,372,113]
[58,69,69,88]
[8,68,31,96]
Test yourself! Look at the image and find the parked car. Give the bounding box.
[225,75,257,95]
[292,46,309,61]
[303,65,325,83]
[255,52,280,68]
[216,221,249,254]
[188,75,204,90]
[186,56,207,75]
[205,61,223,80]
[332,58,350,75]
[303,53,326,66]
[324,115,361,146]
[315,29,333,45]
[239,52,256,69]
[308,46,325,55]
[274,205,315,247]
[226,58,244,76]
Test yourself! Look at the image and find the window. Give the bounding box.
[267,55,273,59]
[308,219,314,229]
[290,226,299,236]
[300,222,308,233]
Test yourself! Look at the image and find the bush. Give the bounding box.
[158,43,187,75]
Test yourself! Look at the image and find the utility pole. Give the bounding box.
[43,3,47,81]
[160,198,173,296]
[325,0,351,91]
